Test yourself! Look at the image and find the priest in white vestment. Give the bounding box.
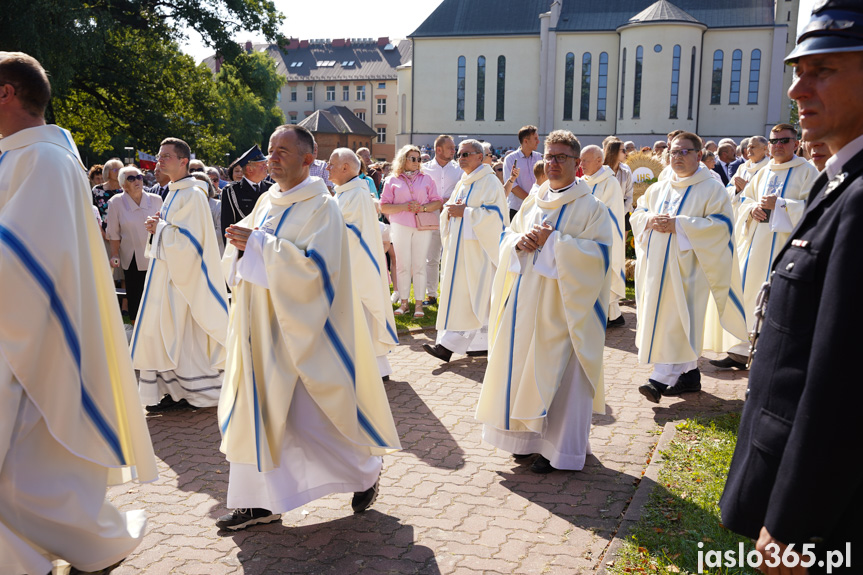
[726,136,770,218]
[132,137,229,411]
[216,125,400,531]
[0,52,157,575]
[328,148,399,379]
[708,125,818,370]
[581,145,627,327]
[631,132,748,403]
[476,130,612,474]
[423,139,509,363]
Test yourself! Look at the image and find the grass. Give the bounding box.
[391,284,438,331]
[626,279,635,302]
[607,413,760,575]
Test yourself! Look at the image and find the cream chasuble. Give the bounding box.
[437,164,509,332]
[0,125,157,573]
[131,177,228,404]
[219,178,400,473]
[727,156,770,218]
[476,180,612,434]
[630,168,748,366]
[333,177,399,357]
[584,165,626,301]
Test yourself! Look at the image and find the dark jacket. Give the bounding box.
[720,148,863,570]
[220,178,272,233]
[713,158,743,186]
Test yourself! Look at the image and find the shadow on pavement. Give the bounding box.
[226,511,440,574]
[647,390,746,425]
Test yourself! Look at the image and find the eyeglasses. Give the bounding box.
[407,156,421,162]
[155,153,176,161]
[125,174,144,182]
[494,168,503,173]
[542,153,576,164]
[457,151,481,159]
[768,137,794,145]
[669,148,698,158]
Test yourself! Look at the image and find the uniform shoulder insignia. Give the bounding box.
[825,172,847,196]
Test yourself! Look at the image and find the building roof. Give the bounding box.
[297,106,377,137]
[627,0,701,25]
[410,0,554,37]
[408,0,775,37]
[203,39,412,82]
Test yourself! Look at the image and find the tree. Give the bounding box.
[0,0,287,164]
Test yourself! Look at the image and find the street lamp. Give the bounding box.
[124,146,135,165]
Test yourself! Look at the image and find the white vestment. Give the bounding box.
[131,177,228,407]
[727,156,770,219]
[631,168,748,370]
[710,156,818,356]
[476,180,612,470]
[219,177,400,512]
[333,177,399,377]
[0,125,157,573]
[436,164,509,352]
[584,166,626,319]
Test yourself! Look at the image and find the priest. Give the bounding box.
[216,125,400,531]
[475,130,611,474]
[727,136,770,217]
[709,124,818,370]
[581,145,627,328]
[328,147,400,380]
[423,139,509,363]
[631,132,748,402]
[0,51,157,575]
[132,137,229,411]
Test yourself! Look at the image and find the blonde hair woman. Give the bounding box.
[379,145,443,317]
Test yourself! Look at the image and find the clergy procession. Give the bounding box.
[2,0,863,570]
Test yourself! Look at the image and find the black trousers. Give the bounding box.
[124,254,147,321]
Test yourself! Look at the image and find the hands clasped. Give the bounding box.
[517,222,554,252]
[752,194,777,222]
[144,212,161,234]
[445,200,466,219]
[648,214,677,234]
[225,225,254,251]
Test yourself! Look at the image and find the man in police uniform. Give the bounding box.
[720,3,863,573]
[219,144,272,233]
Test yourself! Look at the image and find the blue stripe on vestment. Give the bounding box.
[306,249,335,305]
[175,227,229,314]
[594,299,607,331]
[130,259,156,359]
[443,183,475,330]
[504,275,523,431]
[609,210,623,240]
[252,367,263,472]
[0,224,125,465]
[480,204,505,226]
[711,212,733,237]
[346,223,381,275]
[598,243,610,275]
[728,288,746,320]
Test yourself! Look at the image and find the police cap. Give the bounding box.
[786,0,863,63]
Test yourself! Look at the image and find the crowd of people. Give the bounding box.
[2,1,861,572]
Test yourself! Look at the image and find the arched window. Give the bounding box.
[748,49,761,104]
[476,56,486,121]
[669,45,681,118]
[456,56,465,120]
[597,52,608,121]
[580,52,591,121]
[633,46,643,118]
[620,48,627,119]
[688,47,696,120]
[711,50,723,105]
[729,49,742,105]
[496,56,506,121]
[563,52,575,121]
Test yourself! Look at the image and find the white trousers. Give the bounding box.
[227,379,382,514]
[425,228,442,297]
[482,355,593,470]
[650,360,699,386]
[390,223,433,303]
[436,328,488,355]
[0,367,146,574]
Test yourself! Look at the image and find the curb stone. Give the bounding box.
[596,421,678,574]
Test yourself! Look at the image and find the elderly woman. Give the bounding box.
[191,171,225,256]
[106,166,162,322]
[92,158,123,230]
[380,145,443,317]
[482,142,494,166]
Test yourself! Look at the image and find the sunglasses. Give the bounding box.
[125,174,144,181]
[457,151,480,159]
[768,137,794,145]
[407,156,421,162]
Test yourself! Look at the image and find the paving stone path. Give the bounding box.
[107,306,748,574]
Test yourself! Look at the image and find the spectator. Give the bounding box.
[503,125,543,220]
[604,139,634,213]
[192,171,225,256]
[92,158,123,229]
[88,163,104,188]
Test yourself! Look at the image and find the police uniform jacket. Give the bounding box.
[220,178,272,233]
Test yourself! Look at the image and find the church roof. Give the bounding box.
[627,0,701,25]
[409,0,775,37]
[297,106,377,137]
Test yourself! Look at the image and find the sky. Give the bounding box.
[181,0,818,64]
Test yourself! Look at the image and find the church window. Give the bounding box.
[711,50,724,104]
[564,52,575,121]
[580,52,591,121]
[730,49,742,104]
[456,56,466,121]
[670,45,681,118]
[748,49,761,104]
[476,56,486,121]
[496,56,506,121]
[633,46,643,118]
[597,52,608,121]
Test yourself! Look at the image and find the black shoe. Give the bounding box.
[352,477,379,513]
[145,394,193,413]
[382,375,390,382]
[530,455,556,474]
[466,350,488,357]
[70,559,126,575]
[422,343,453,362]
[708,355,748,370]
[663,369,702,396]
[215,508,281,531]
[422,296,437,307]
[513,453,533,461]
[638,380,667,403]
[606,315,625,328]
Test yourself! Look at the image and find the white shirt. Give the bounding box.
[106,191,162,271]
[422,158,463,201]
[826,133,863,180]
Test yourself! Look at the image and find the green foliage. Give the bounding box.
[0,0,286,164]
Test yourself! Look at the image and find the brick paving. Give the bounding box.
[107,305,748,574]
